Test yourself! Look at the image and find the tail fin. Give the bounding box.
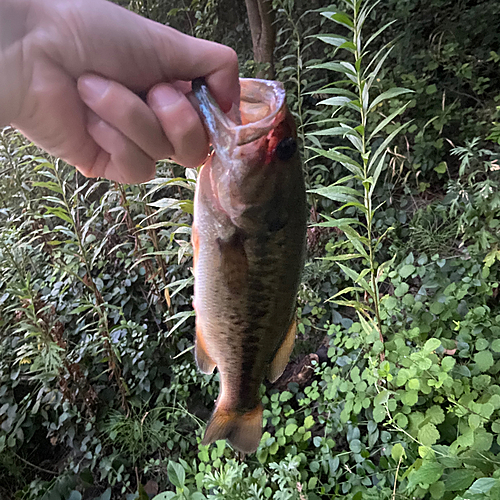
[202,404,263,454]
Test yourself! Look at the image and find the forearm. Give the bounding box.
[0,0,31,126]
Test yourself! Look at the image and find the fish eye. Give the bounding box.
[275,137,297,161]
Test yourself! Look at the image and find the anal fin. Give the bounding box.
[195,324,216,374]
[267,319,296,383]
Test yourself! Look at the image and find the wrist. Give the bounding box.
[0,0,31,126]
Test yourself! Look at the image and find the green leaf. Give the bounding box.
[307,126,359,137]
[317,96,352,107]
[308,185,361,204]
[408,379,420,390]
[314,35,347,47]
[285,423,298,436]
[474,351,494,372]
[408,461,444,489]
[309,62,357,80]
[152,494,176,500]
[364,20,397,49]
[399,264,415,278]
[441,357,455,372]
[424,338,441,352]
[426,84,437,95]
[323,254,363,262]
[426,406,445,425]
[167,461,185,488]
[491,339,500,353]
[467,478,499,495]
[368,120,412,174]
[369,87,413,111]
[337,262,372,295]
[373,406,386,423]
[391,443,405,462]
[430,302,445,315]
[374,390,390,405]
[434,162,447,174]
[445,469,476,491]
[349,439,362,453]
[369,151,388,196]
[304,415,315,429]
[340,225,370,258]
[401,390,418,406]
[331,286,365,298]
[32,181,63,194]
[418,423,440,446]
[368,102,411,140]
[365,46,395,88]
[321,11,354,29]
[308,147,363,176]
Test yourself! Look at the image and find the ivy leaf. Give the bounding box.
[418,423,440,446]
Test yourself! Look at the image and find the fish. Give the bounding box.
[191,77,306,454]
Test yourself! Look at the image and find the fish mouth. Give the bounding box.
[192,78,286,163]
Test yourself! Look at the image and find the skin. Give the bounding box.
[0,0,240,183]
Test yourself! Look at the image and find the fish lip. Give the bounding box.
[193,78,286,161]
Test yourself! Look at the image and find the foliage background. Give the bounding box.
[1,0,500,499]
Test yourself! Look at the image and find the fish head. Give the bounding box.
[193,78,299,226]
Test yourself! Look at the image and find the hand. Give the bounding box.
[0,0,239,183]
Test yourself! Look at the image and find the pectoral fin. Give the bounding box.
[267,319,297,383]
[192,224,199,271]
[195,325,216,374]
[216,231,248,292]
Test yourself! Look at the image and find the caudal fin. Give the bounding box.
[202,404,263,454]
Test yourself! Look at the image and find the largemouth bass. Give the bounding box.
[191,78,306,454]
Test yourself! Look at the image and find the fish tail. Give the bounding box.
[202,403,263,454]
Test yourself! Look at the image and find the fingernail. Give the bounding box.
[78,75,110,103]
[149,85,182,110]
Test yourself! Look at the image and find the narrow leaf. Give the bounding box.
[369,88,413,111]
[309,147,363,176]
[368,102,410,140]
[368,121,412,174]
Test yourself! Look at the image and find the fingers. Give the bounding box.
[78,74,210,172]
[83,110,156,184]
[148,83,209,169]
[78,74,172,161]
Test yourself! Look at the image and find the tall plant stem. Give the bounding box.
[352,4,384,347]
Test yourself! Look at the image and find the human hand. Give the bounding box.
[0,0,239,183]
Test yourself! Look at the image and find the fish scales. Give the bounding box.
[191,78,306,454]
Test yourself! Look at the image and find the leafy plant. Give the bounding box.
[307,0,413,351]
